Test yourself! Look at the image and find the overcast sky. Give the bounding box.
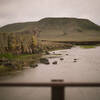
[0,0,100,27]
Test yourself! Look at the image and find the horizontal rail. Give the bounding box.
[0,82,100,87]
[0,82,100,100]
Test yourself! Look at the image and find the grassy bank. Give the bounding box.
[80,45,97,49]
[0,53,42,76]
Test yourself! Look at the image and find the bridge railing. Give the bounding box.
[0,81,100,100]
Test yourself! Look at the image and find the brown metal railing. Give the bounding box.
[0,81,100,100]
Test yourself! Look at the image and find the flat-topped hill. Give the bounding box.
[0,17,100,41]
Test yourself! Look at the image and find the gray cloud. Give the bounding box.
[0,0,100,27]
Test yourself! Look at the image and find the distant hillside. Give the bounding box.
[0,17,100,41]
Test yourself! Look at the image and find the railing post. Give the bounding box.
[51,80,65,100]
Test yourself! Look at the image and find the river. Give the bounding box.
[0,46,100,100]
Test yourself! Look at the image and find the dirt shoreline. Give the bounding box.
[44,40,100,45]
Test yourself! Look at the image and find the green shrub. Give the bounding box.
[0,65,10,73]
[0,53,16,60]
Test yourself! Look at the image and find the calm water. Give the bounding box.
[0,46,100,100]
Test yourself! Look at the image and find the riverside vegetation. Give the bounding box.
[0,31,72,75]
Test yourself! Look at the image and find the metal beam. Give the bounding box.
[0,82,100,87]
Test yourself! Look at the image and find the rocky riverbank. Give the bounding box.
[0,54,42,76]
[0,41,72,76]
